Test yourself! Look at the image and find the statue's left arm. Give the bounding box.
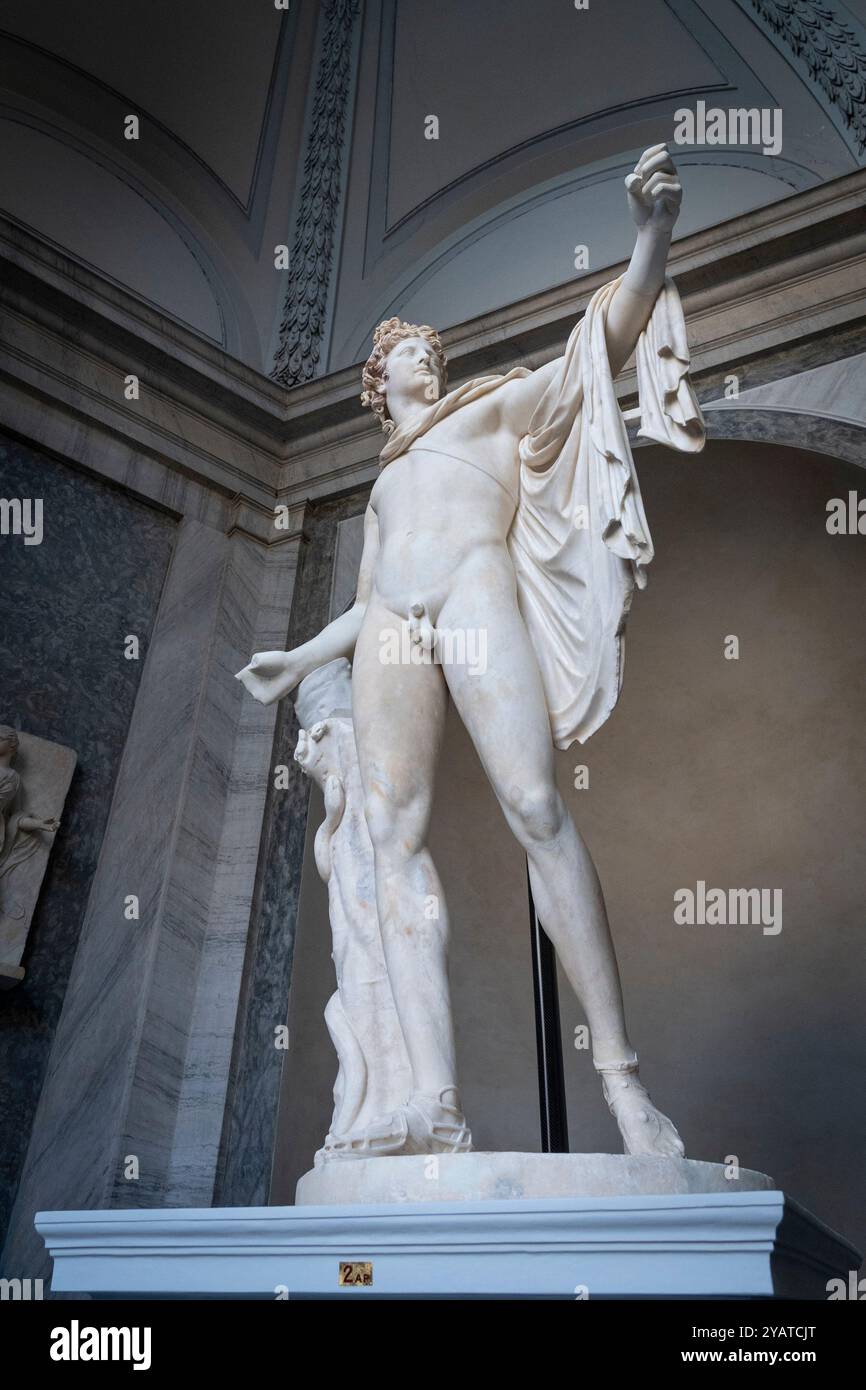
[499,144,682,429]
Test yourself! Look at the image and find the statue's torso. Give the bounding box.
[369,390,523,622]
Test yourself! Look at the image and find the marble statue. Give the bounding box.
[0,725,76,985]
[292,658,419,1161]
[239,145,705,1159]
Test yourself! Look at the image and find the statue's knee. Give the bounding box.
[505,783,565,846]
[363,792,394,850]
[363,790,424,859]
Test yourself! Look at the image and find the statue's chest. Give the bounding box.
[422,399,497,453]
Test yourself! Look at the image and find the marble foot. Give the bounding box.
[593,1054,686,1158]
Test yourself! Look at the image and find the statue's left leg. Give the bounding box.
[438,579,685,1158]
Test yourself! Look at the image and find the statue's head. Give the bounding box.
[360,317,447,433]
[0,726,19,760]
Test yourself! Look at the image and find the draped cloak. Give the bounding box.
[380,275,705,749]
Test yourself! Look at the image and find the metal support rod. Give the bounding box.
[527,863,569,1153]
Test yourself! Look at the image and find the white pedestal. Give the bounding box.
[37,1189,860,1300]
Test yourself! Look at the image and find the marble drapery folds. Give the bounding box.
[510,275,705,747]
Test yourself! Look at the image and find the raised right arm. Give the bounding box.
[236,504,380,705]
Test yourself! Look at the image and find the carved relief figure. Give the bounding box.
[0,726,60,940]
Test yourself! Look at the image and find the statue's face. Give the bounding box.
[0,734,17,760]
[384,335,441,408]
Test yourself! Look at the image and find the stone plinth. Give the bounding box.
[295,1152,773,1205]
[37,1188,861,1300]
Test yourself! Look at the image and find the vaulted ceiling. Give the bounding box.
[2,2,283,203]
[0,0,864,375]
[330,0,866,369]
[0,1,314,366]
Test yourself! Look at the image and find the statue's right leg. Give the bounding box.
[351,601,471,1153]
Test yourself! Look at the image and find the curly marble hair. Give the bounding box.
[360,317,447,433]
[0,725,19,753]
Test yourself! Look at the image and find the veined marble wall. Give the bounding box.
[0,435,176,1250]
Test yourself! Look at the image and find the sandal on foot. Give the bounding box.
[593,1052,685,1158]
[404,1087,473,1154]
[315,1109,409,1164]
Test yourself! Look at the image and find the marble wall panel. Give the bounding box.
[0,434,176,1254]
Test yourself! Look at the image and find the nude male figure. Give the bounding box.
[239,145,688,1159]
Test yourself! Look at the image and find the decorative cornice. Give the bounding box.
[3,172,866,528]
[34,1193,861,1299]
[746,0,866,154]
[272,0,361,386]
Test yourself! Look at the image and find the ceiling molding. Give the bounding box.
[272,0,363,386]
[740,0,866,159]
[364,0,770,262]
[2,172,866,536]
[0,22,296,215]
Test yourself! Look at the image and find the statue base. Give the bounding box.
[295,1151,773,1206]
[38,1186,861,1299]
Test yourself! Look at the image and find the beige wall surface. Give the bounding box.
[274,438,866,1257]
